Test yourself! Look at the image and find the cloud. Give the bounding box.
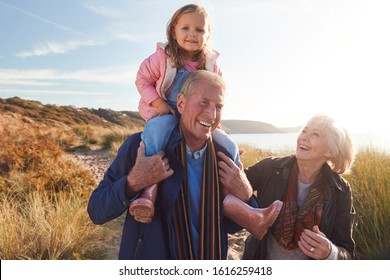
[84,2,147,42]
[0,1,89,37]
[15,38,108,57]
[0,66,136,87]
[0,69,58,86]
[9,2,145,58]
[0,87,109,96]
[84,2,124,18]
[15,30,141,57]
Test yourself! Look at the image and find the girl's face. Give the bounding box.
[172,12,209,59]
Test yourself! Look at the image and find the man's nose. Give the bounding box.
[205,105,217,119]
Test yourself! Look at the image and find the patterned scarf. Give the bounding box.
[173,137,223,259]
[271,162,325,250]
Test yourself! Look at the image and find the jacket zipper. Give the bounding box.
[133,233,144,259]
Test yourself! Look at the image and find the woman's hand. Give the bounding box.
[298,225,332,259]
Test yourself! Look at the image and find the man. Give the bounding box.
[87,70,281,259]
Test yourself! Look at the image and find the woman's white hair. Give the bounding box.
[305,114,356,174]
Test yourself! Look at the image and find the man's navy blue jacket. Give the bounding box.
[87,128,259,259]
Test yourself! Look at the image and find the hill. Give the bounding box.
[0,97,300,133]
[0,97,145,130]
[221,119,300,134]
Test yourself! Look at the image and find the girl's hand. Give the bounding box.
[298,225,332,259]
[151,98,176,116]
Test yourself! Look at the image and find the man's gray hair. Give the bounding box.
[180,70,226,99]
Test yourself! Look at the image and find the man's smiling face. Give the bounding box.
[177,78,224,152]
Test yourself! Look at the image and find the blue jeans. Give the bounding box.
[166,68,190,115]
[142,117,239,165]
[141,114,178,156]
[141,68,187,156]
[212,128,240,165]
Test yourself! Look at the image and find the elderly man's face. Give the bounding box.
[177,80,224,152]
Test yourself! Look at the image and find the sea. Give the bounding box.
[229,132,390,154]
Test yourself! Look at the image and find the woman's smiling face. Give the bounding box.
[296,120,332,163]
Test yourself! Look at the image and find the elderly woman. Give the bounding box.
[219,114,356,259]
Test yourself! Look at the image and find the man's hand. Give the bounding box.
[126,142,174,197]
[217,151,253,202]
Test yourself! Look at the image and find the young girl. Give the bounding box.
[131,4,281,237]
[136,4,237,167]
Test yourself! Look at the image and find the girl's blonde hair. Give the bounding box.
[165,4,211,70]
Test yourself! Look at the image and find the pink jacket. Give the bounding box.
[136,42,222,121]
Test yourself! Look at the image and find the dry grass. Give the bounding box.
[100,126,139,155]
[238,143,294,168]
[0,113,106,259]
[344,147,390,259]
[0,191,103,259]
[73,124,139,155]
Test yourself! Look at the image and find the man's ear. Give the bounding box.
[177,93,185,114]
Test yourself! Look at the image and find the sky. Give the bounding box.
[0,0,389,133]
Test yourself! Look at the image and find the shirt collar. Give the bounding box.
[186,144,207,160]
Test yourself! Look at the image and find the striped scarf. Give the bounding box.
[271,162,326,250]
[173,137,223,259]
